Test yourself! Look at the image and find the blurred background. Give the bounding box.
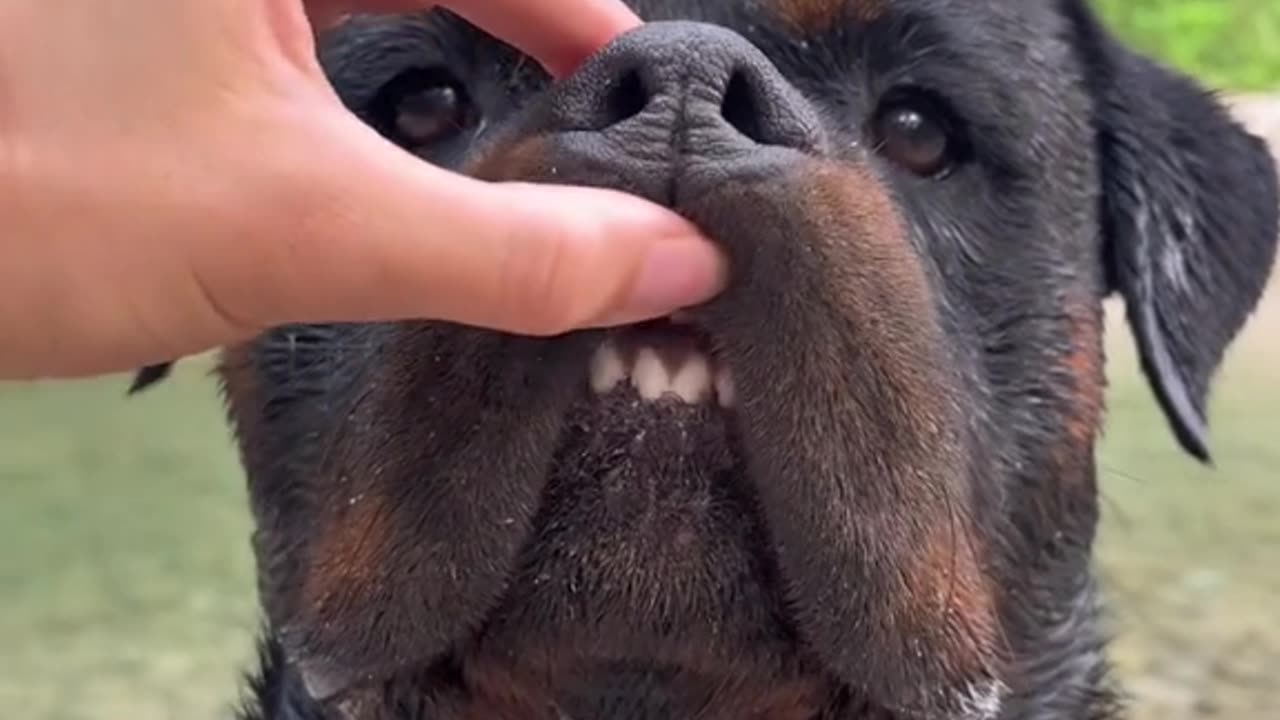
[2,3,1277,720]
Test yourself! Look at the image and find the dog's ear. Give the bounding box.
[1065,1,1279,463]
[126,362,174,395]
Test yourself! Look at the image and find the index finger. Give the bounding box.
[310,0,641,77]
[443,0,640,77]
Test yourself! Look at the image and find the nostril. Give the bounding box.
[721,70,770,145]
[604,69,650,126]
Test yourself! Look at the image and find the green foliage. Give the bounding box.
[1093,0,1280,91]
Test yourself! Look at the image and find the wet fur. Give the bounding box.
[132,1,1277,719]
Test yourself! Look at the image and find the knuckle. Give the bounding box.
[189,263,261,339]
[497,220,610,336]
[500,231,581,336]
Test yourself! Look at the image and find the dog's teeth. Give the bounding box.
[589,342,626,394]
[591,341,724,406]
[670,354,712,403]
[714,368,736,408]
[632,347,670,400]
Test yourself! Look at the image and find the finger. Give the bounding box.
[439,0,640,77]
[301,0,408,31]
[305,0,641,77]
[209,107,726,336]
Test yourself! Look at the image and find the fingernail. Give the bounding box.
[605,239,727,325]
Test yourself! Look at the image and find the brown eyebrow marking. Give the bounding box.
[772,0,884,34]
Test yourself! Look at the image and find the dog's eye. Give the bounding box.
[871,90,959,177]
[370,67,478,148]
[396,85,466,143]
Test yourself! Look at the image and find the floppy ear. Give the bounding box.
[1067,2,1280,463]
[127,362,174,394]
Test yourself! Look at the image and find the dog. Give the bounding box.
[131,1,1279,718]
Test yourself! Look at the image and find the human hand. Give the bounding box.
[0,0,726,381]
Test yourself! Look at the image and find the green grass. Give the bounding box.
[1093,297,1280,719]
[1,295,1276,720]
[1094,0,1280,91]
[0,364,259,720]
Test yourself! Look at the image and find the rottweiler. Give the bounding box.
[131,1,1279,719]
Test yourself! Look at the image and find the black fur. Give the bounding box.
[1061,0,1280,461]
[132,2,1277,719]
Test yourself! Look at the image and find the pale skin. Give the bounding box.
[0,0,727,381]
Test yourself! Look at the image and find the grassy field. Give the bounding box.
[1094,288,1280,720]
[0,366,259,720]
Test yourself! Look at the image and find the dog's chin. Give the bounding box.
[417,318,848,719]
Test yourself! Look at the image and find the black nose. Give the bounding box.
[544,21,824,161]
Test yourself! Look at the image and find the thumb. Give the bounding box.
[211,105,727,336]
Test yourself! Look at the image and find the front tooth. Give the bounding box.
[671,354,711,403]
[714,368,736,408]
[631,347,671,400]
[589,342,626,394]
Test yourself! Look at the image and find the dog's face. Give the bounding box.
[165,2,1278,719]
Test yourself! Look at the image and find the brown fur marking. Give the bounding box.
[451,651,833,720]
[1062,297,1104,450]
[464,135,552,183]
[904,519,1003,671]
[301,488,395,610]
[772,0,883,33]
